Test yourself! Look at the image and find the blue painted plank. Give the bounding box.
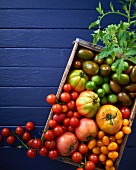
[0,67,65,86]
[0,87,57,107]
[0,48,70,67]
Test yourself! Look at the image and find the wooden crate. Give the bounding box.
[42,38,136,170]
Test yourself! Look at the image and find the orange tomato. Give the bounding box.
[99,153,107,162]
[116,138,123,144]
[108,142,118,151]
[122,126,131,135]
[122,119,129,126]
[102,136,110,146]
[98,131,105,139]
[92,147,101,155]
[109,136,116,142]
[108,151,118,159]
[115,131,124,140]
[101,146,109,155]
[105,166,115,170]
[97,140,104,147]
[106,159,113,167]
[88,139,97,150]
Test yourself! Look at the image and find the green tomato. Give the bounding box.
[91,75,104,85]
[105,57,114,65]
[97,88,105,98]
[111,64,116,72]
[122,61,129,71]
[102,83,110,93]
[108,94,118,103]
[100,96,108,105]
[86,81,97,90]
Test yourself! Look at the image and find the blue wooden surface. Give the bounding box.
[0,0,136,170]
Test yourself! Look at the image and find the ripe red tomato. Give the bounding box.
[52,104,62,114]
[15,126,24,136]
[44,140,56,150]
[0,134,2,142]
[33,139,42,149]
[61,104,68,113]
[66,110,73,118]
[76,168,84,170]
[72,152,82,163]
[67,100,76,110]
[27,149,36,159]
[73,112,82,119]
[44,130,55,141]
[46,94,56,104]
[22,132,31,141]
[88,154,99,164]
[6,135,15,144]
[1,128,10,137]
[78,144,88,155]
[63,118,70,127]
[53,126,63,137]
[48,120,57,128]
[85,161,95,170]
[60,92,71,103]
[26,122,35,131]
[39,146,48,157]
[120,107,131,119]
[70,117,80,128]
[61,125,67,133]
[27,139,34,147]
[48,149,58,160]
[70,91,79,100]
[53,113,65,123]
[63,84,72,92]
[68,126,75,133]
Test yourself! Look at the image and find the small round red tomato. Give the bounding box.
[27,149,36,159]
[67,100,76,110]
[53,126,63,137]
[44,140,56,150]
[76,168,84,170]
[63,118,70,127]
[70,117,80,128]
[61,104,68,113]
[72,152,82,163]
[53,113,65,123]
[15,126,24,136]
[39,146,48,157]
[60,92,71,103]
[0,134,2,142]
[66,110,73,118]
[6,135,15,144]
[26,122,34,131]
[85,161,95,170]
[78,144,88,154]
[33,139,42,149]
[70,91,79,100]
[120,107,131,119]
[63,84,72,92]
[1,128,10,137]
[48,149,58,160]
[46,94,56,104]
[68,126,75,133]
[52,104,62,114]
[73,112,82,119]
[48,120,57,128]
[27,139,34,147]
[61,125,67,133]
[88,154,99,164]
[44,130,55,141]
[22,132,31,141]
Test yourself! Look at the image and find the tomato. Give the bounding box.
[6,135,15,144]
[105,57,113,65]
[102,136,110,146]
[97,88,105,98]
[0,134,2,142]
[27,139,34,147]
[96,140,104,147]
[122,119,129,126]
[120,107,131,119]
[52,104,62,114]
[122,126,131,134]
[76,91,100,118]
[116,139,123,144]
[76,168,84,170]
[85,161,95,170]
[100,146,109,155]
[70,91,79,100]
[66,100,76,110]
[69,117,80,128]
[53,126,63,137]
[99,153,106,162]
[63,84,72,92]
[73,60,82,69]
[61,125,67,133]
[22,132,31,141]
[15,126,24,136]
[48,120,57,128]
[85,81,97,91]
[92,147,101,155]
[1,128,10,137]
[33,139,42,149]
[53,113,65,123]
[44,140,56,150]
[63,118,70,127]
[115,131,124,140]
[27,149,36,159]
[109,136,116,142]
[72,152,82,162]
[26,122,35,131]
[88,154,99,164]
[48,149,58,160]
[73,112,82,119]
[60,92,71,103]
[39,146,48,157]
[96,105,122,134]
[56,132,79,156]
[88,139,96,150]
[108,142,118,151]
[107,94,118,104]
[78,144,88,155]
[66,110,73,118]
[108,151,118,159]
[98,131,105,139]
[68,126,75,133]
[44,130,55,141]
[106,159,113,167]
[61,104,68,113]
[46,94,56,105]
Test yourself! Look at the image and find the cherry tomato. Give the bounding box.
[63,84,72,92]
[0,134,2,142]
[15,126,24,136]
[115,131,124,140]
[108,151,118,159]
[53,126,63,137]
[27,148,36,158]
[102,136,110,146]
[33,139,42,149]
[99,153,106,162]
[61,125,67,133]
[96,140,104,147]
[52,104,62,114]
[22,132,31,141]
[46,94,57,105]
[66,110,73,118]
[78,144,88,155]
[1,128,10,137]
[48,149,58,160]
[25,122,35,131]
[39,146,48,157]
[122,119,129,126]
[106,159,113,167]
[122,126,131,134]
[72,152,82,163]
[76,168,84,170]
[88,154,99,164]
[85,161,95,170]
[44,130,55,141]
[44,140,56,150]
[6,135,15,144]
[66,100,76,110]
[48,120,57,128]
[88,139,97,150]
[92,147,101,155]
[61,104,68,113]
[69,117,80,127]
[27,139,34,147]
[73,112,82,119]
[53,113,65,123]
[108,142,118,151]
[67,126,75,133]
[116,139,123,144]
[109,136,116,142]
[63,118,70,127]
[97,131,105,139]
[120,107,131,119]
[70,91,79,100]
[60,92,71,103]
[100,146,109,155]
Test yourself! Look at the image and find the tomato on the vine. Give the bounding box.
[6,135,15,144]
[27,148,36,159]
[39,146,48,157]
[1,128,10,137]
[76,168,84,170]
[48,149,58,160]
[27,139,34,147]
[72,152,82,163]
[85,161,95,170]
[52,104,62,114]
[73,112,82,119]
[44,140,56,150]
[15,126,24,136]
[46,94,57,105]
[44,130,55,141]
[33,139,42,149]
[69,117,80,127]
[60,92,71,103]
[53,126,63,137]
[22,132,31,141]
[63,84,72,92]
[120,107,131,119]
[66,110,73,118]
[26,122,35,131]
[78,144,88,155]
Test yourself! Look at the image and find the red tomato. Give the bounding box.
[33,139,42,149]
[72,152,82,162]
[6,135,15,144]
[63,118,70,127]
[120,107,131,119]
[1,128,10,137]
[39,146,48,157]
[78,144,88,154]
[52,104,62,114]
[63,84,72,92]
[61,104,68,113]
[73,112,82,119]
[0,134,2,142]
[68,126,75,133]
[27,149,36,159]
[85,161,95,170]
[53,113,65,123]
[61,125,67,133]
[44,130,55,141]
[60,92,71,103]
[76,168,84,170]
[48,120,57,128]
[53,126,63,137]
[67,100,76,110]
[22,132,31,141]
[66,110,73,118]
[70,91,79,100]
[48,149,58,160]
[26,122,35,131]
[88,154,99,164]
[15,126,24,136]
[70,117,80,127]
[44,140,56,150]
[46,94,56,104]
[27,139,34,147]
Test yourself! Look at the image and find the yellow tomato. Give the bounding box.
[109,135,116,142]
[122,126,131,135]
[99,153,107,162]
[97,140,104,147]
[92,147,101,155]
[106,159,113,167]
[101,146,109,155]
[108,151,118,159]
[122,119,129,126]
[102,136,110,145]
[116,138,123,144]
[115,131,124,140]
[88,139,97,150]
[98,131,105,139]
[108,142,118,151]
